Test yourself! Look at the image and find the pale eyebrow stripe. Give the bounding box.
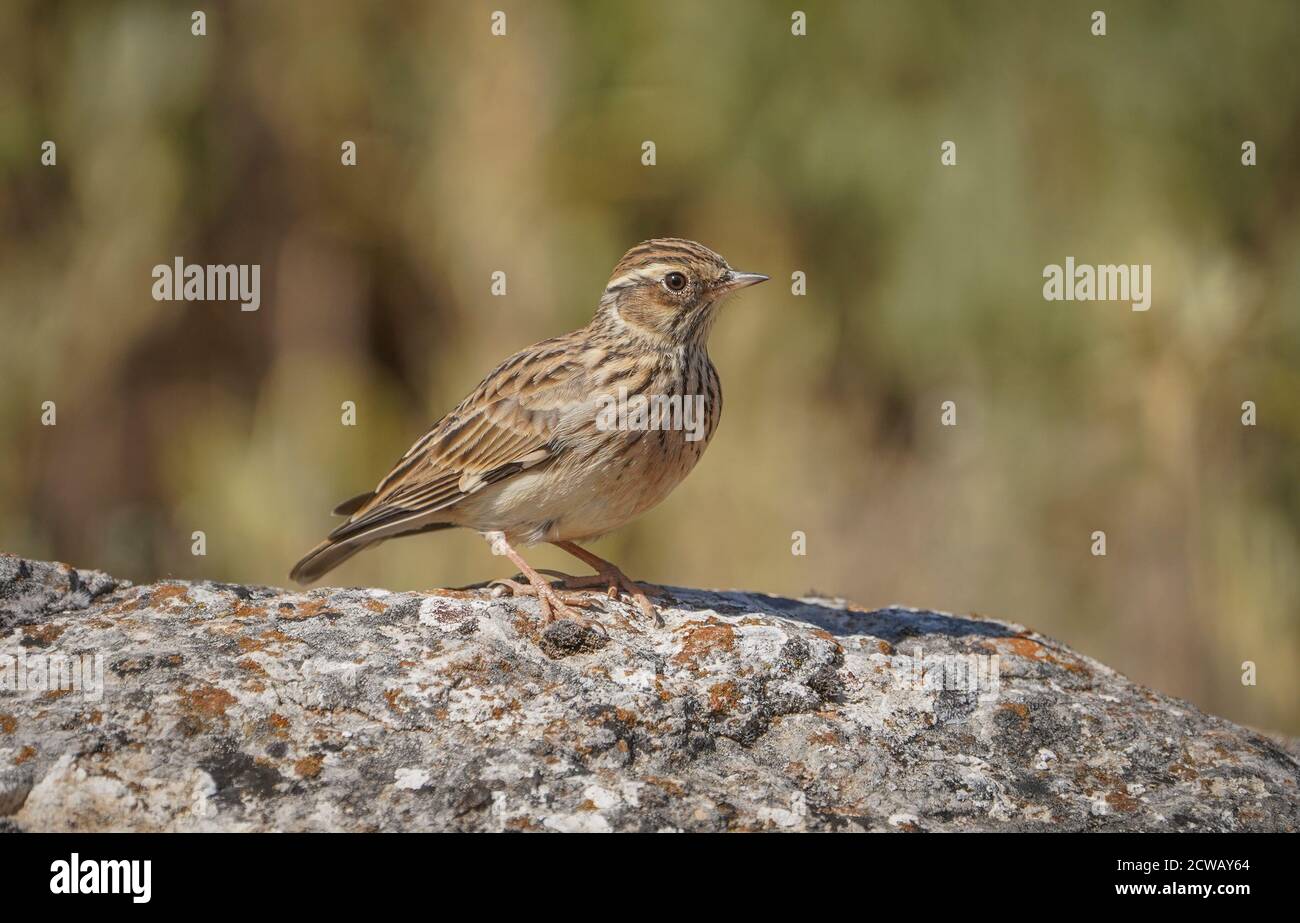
[604,262,677,292]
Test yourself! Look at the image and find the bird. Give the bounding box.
[290,238,768,626]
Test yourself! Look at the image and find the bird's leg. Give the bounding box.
[482,533,598,627]
[550,541,663,627]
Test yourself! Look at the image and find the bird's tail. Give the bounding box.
[289,520,458,585]
[289,537,371,585]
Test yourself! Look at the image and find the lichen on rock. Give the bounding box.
[0,553,1296,832]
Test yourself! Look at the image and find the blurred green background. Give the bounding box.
[1,1,1298,732]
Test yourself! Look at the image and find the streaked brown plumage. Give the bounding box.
[290,238,768,624]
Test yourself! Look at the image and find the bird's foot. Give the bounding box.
[547,541,665,627]
[551,569,663,627]
[489,576,608,635]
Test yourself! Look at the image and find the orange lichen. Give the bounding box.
[672,621,736,670]
[147,584,191,607]
[228,601,270,620]
[180,684,237,717]
[384,688,410,713]
[294,755,324,779]
[237,629,299,652]
[1106,789,1139,812]
[708,681,741,714]
[490,699,523,720]
[277,599,329,622]
[989,636,1088,674]
[644,776,685,797]
[21,623,65,646]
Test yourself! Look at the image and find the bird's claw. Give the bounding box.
[549,571,662,627]
[488,575,608,634]
[488,564,661,630]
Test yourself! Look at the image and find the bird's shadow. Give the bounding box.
[453,577,1020,643]
[661,586,1020,643]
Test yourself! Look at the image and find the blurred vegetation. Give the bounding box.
[1,1,1298,732]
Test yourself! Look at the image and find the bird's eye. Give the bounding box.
[664,271,688,292]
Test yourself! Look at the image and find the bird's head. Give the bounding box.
[596,238,768,347]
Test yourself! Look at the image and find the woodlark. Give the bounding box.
[291,238,768,626]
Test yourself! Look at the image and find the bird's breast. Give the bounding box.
[458,351,722,544]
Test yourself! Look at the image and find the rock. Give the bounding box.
[0,552,1295,831]
[0,554,117,631]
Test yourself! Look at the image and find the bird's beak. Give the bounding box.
[719,270,770,292]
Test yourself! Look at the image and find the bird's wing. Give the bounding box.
[326,341,588,544]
